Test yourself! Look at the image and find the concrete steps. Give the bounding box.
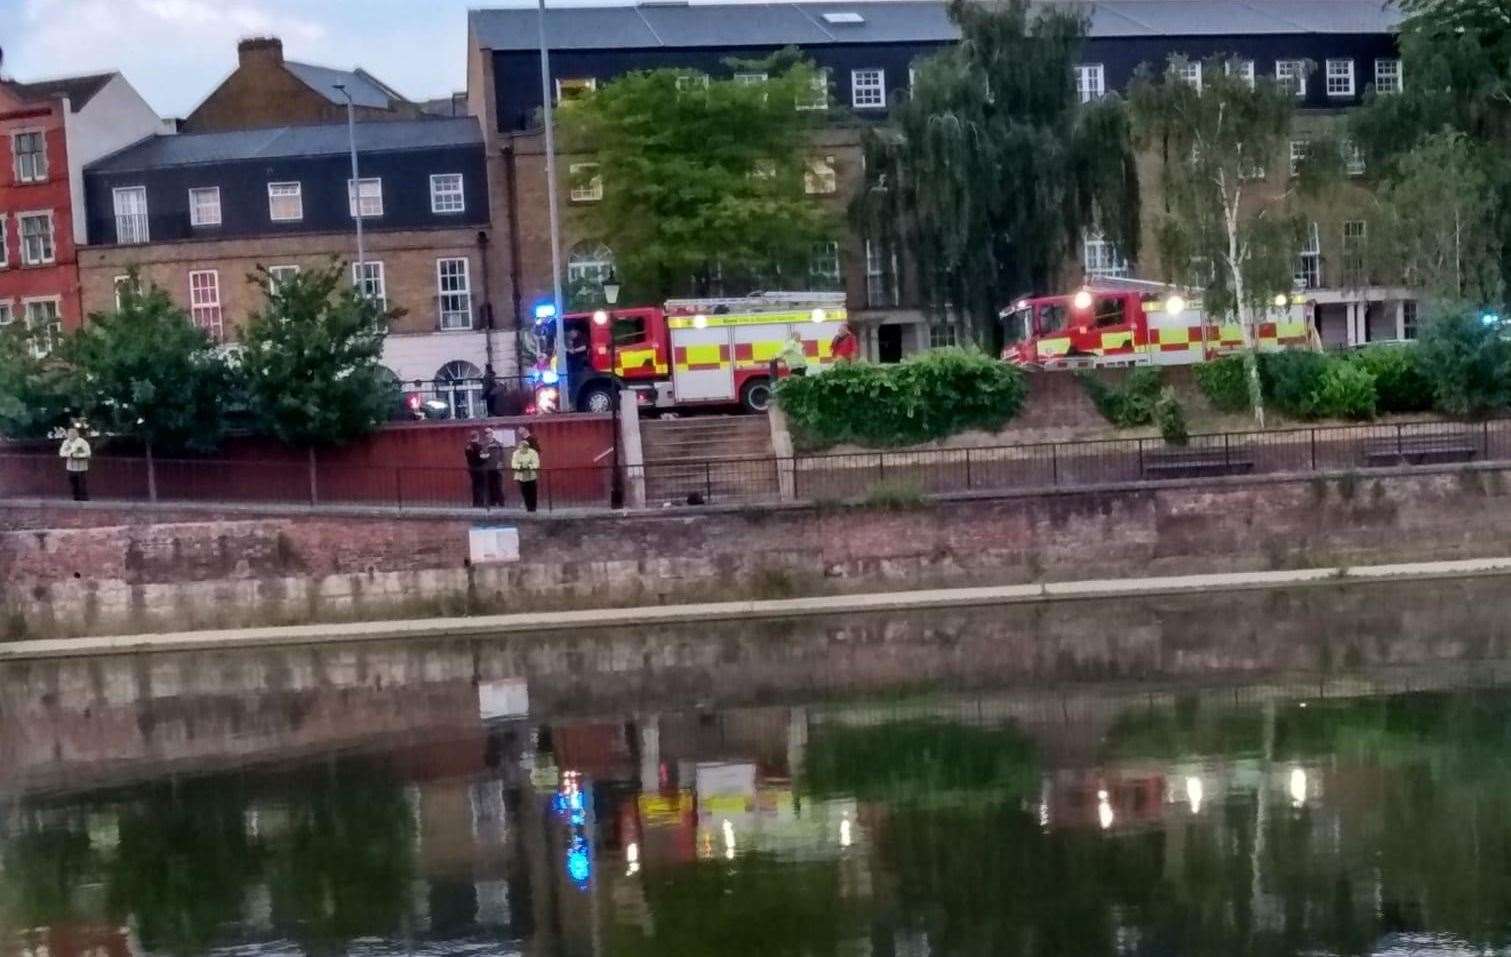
[640,415,778,504]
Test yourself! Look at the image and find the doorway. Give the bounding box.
[877,324,904,364]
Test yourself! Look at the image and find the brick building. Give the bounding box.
[466,0,1409,362]
[182,38,424,134]
[0,72,164,340]
[78,118,515,417]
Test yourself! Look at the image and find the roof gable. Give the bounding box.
[283,61,402,109]
[0,73,116,112]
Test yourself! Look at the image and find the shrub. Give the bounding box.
[1262,351,1333,418]
[1193,356,1251,412]
[1349,345,1433,414]
[1311,362,1377,420]
[1154,387,1189,446]
[777,348,1026,448]
[1078,367,1162,427]
[1416,308,1511,417]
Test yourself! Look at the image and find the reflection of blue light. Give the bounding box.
[566,838,592,884]
[535,302,558,321]
[541,368,559,385]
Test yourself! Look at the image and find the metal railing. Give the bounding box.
[1,418,1503,514]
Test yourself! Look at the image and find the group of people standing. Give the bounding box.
[465,427,542,512]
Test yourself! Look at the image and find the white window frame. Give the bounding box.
[1177,61,1202,91]
[0,299,12,327]
[929,324,961,350]
[1226,59,1256,89]
[1343,140,1366,176]
[851,69,886,109]
[348,177,384,218]
[554,77,596,103]
[1325,59,1355,97]
[1289,139,1309,178]
[797,69,830,111]
[0,215,7,269]
[1075,64,1105,103]
[1294,222,1321,290]
[18,210,55,265]
[675,73,710,95]
[112,186,149,245]
[188,186,222,227]
[810,240,841,289]
[864,239,897,308]
[734,72,768,86]
[11,130,47,184]
[21,297,61,357]
[569,163,603,203]
[112,274,136,309]
[429,173,465,214]
[1083,232,1129,279]
[1276,60,1307,98]
[267,264,301,292]
[1375,58,1402,95]
[567,243,615,287]
[352,261,387,310]
[268,182,303,222]
[437,257,473,331]
[188,270,224,339]
[805,154,838,195]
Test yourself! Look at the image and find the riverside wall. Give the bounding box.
[5,461,1511,639]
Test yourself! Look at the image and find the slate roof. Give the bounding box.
[283,61,404,109]
[469,0,1399,51]
[87,117,482,174]
[1,72,116,112]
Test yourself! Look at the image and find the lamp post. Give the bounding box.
[332,84,365,273]
[597,270,623,507]
[536,0,571,409]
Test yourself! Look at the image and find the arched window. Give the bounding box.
[435,360,485,420]
[567,242,615,287]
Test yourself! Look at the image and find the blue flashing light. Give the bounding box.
[566,839,592,885]
[1482,312,1501,327]
[534,302,558,321]
[541,368,560,386]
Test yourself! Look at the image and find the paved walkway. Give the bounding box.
[4,557,1510,662]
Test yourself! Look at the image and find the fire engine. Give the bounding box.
[1000,282,1315,368]
[537,292,853,414]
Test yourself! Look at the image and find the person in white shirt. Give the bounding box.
[58,426,92,501]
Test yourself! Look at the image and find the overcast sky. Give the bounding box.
[2,0,534,116]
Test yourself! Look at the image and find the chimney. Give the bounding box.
[237,37,284,67]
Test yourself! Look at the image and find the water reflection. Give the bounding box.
[4,685,1511,955]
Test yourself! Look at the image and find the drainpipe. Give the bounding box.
[477,229,494,371]
[504,143,526,375]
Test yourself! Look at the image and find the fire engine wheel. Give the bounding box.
[579,384,615,414]
[740,378,774,414]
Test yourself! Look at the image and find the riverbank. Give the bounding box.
[4,556,1511,661]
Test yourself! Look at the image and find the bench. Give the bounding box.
[1143,447,1255,479]
[1364,434,1478,467]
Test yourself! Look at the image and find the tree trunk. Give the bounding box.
[1223,191,1266,429]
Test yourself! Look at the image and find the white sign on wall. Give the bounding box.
[470,525,520,564]
[478,676,530,720]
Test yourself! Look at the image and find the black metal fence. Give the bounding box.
[3,418,1504,513]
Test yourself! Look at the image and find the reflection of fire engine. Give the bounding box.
[540,292,854,415]
[1000,283,1313,369]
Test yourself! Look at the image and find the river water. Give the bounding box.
[4,580,1511,955]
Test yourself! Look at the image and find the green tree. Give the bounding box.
[68,278,231,458]
[0,323,72,439]
[852,0,1139,343]
[237,262,398,447]
[557,52,835,301]
[1129,56,1315,428]
[1351,0,1511,308]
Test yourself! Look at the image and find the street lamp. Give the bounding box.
[598,270,624,508]
[536,0,570,409]
[332,83,365,274]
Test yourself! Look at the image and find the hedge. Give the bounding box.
[776,348,1027,448]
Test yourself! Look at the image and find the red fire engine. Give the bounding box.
[1000,282,1313,368]
[539,292,853,414]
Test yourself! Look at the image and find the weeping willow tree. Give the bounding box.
[852,0,1139,345]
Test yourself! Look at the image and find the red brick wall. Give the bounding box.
[0,92,81,330]
[5,462,1511,638]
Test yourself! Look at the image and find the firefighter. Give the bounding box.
[778,331,809,377]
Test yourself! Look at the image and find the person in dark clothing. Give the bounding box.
[465,431,489,508]
[481,364,499,416]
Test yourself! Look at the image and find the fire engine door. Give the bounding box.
[670,323,736,402]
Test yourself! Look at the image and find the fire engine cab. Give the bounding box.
[543,292,852,414]
[1001,283,1314,368]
